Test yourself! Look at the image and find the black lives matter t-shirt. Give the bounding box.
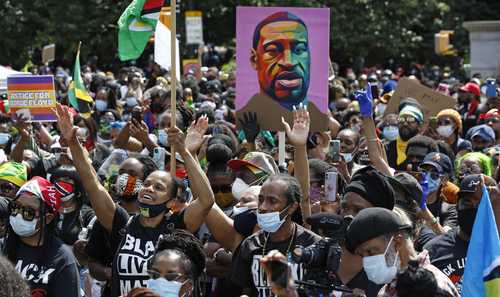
[423,228,469,294]
[13,236,80,297]
[231,224,320,297]
[109,206,186,297]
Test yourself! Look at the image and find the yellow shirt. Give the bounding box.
[396,137,408,166]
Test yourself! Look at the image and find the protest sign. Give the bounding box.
[183,59,201,79]
[7,75,57,122]
[185,10,204,45]
[235,7,330,132]
[384,77,456,121]
[42,44,56,64]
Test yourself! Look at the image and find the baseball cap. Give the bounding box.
[227,152,279,176]
[465,124,495,143]
[460,82,481,97]
[0,162,27,187]
[16,176,64,213]
[346,207,411,253]
[420,152,453,176]
[458,174,482,196]
[387,172,423,207]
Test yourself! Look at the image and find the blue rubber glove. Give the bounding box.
[485,80,497,98]
[419,173,430,210]
[354,83,373,118]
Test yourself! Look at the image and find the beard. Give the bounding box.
[399,126,418,141]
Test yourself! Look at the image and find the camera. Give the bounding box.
[291,213,353,296]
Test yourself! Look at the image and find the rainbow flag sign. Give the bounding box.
[7,75,57,122]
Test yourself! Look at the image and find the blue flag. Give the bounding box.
[461,186,500,297]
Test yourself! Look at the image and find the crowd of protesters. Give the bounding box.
[0,45,499,297]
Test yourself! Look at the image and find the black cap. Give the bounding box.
[421,152,453,177]
[459,174,482,196]
[345,166,395,210]
[387,172,423,206]
[346,207,411,253]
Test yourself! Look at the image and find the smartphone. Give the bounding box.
[370,84,379,99]
[328,140,341,162]
[132,109,143,122]
[325,171,338,202]
[153,147,166,171]
[267,259,289,288]
[429,117,438,129]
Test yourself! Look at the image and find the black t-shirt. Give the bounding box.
[423,228,468,294]
[56,204,95,245]
[12,236,80,297]
[110,206,186,297]
[345,270,382,297]
[231,224,320,297]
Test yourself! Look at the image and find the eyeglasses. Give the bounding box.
[398,117,417,124]
[0,182,17,194]
[10,202,40,221]
[147,270,186,282]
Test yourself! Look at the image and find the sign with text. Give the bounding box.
[185,11,203,45]
[384,77,456,121]
[7,75,57,122]
[42,44,56,64]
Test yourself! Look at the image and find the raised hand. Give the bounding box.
[54,103,78,142]
[129,119,150,143]
[354,83,374,118]
[238,112,260,143]
[167,126,187,154]
[185,115,210,154]
[13,114,30,139]
[282,103,310,147]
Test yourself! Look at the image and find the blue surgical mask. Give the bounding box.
[0,133,11,145]
[383,125,399,141]
[9,214,39,237]
[158,130,169,147]
[428,175,441,193]
[95,100,108,112]
[257,206,289,233]
[126,97,138,107]
[147,278,184,297]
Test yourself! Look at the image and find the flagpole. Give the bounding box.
[170,0,177,175]
[77,41,82,55]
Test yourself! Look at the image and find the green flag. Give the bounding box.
[118,0,165,61]
[68,43,93,117]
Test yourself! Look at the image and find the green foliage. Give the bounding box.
[1,0,499,69]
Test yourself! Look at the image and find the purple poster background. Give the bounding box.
[235,6,330,112]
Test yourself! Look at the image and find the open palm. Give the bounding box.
[54,103,77,142]
[185,115,209,154]
[282,104,310,146]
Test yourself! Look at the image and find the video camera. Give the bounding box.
[291,213,353,296]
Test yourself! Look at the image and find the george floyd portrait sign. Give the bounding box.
[236,7,330,132]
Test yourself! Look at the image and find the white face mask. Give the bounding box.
[437,125,454,138]
[231,178,249,200]
[147,278,184,297]
[9,214,39,237]
[362,236,399,284]
[232,206,249,216]
[341,152,353,163]
[257,206,289,233]
[158,130,169,147]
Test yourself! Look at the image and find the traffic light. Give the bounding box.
[435,30,457,56]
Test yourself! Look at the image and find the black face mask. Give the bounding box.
[150,102,164,114]
[458,208,478,238]
[399,126,418,141]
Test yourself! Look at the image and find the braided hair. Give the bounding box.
[148,230,206,296]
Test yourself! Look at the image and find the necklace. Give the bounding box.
[262,223,297,259]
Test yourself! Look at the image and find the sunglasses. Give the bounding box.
[147,270,186,282]
[398,117,417,124]
[10,202,40,221]
[0,183,17,193]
